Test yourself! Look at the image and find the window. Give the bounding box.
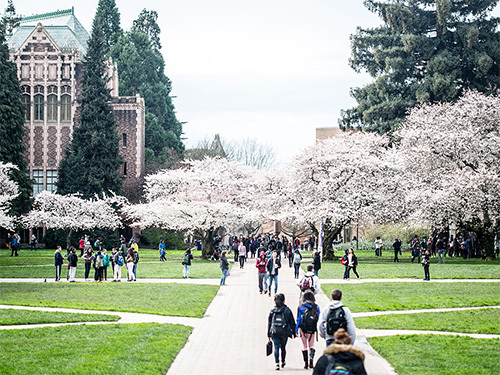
[34,86,44,121]
[47,96,57,121]
[122,162,127,176]
[21,95,30,121]
[33,170,44,196]
[61,86,71,121]
[122,133,127,147]
[46,170,57,192]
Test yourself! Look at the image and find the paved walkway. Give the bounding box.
[166,260,397,375]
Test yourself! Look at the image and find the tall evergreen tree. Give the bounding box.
[0,24,32,215]
[57,14,123,198]
[111,10,184,172]
[1,0,21,35]
[95,0,122,54]
[340,0,500,134]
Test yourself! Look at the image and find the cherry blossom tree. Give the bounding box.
[271,132,406,257]
[396,90,500,258]
[0,162,19,230]
[22,191,125,249]
[127,158,263,257]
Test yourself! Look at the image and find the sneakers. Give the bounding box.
[275,363,280,371]
[281,362,286,369]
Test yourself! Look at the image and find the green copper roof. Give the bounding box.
[7,7,89,56]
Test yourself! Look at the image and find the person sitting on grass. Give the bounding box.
[312,328,367,375]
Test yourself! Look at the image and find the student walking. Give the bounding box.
[312,250,321,277]
[256,251,268,293]
[319,289,357,345]
[266,251,281,296]
[343,249,360,280]
[267,293,296,371]
[83,248,93,281]
[220,251,229,285]
[126,249,135,282]
[181,249,194,279]
[112,248,123,282]
[297,265,320,297]
[296,291,320,369]
[292,249,302,279]
[392,237,401,262]
[422,249,431,280]
[238,242,246,269]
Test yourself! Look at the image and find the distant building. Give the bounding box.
[184,134,226,160]
[315,127,342,142]
[6,8,145,200]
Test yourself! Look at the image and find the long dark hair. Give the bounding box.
[274,293,285,308]
[302,291,318,315]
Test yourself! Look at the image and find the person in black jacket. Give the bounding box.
[267,293,296,371]
[266,251,282,296]
[313,328,367,375]
[67,247,78,282]
[312,250,321,277]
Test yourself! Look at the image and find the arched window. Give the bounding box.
[34,85,44,121]
[47,86,57,121]
[61,86,71,121]
[21,86,30,121]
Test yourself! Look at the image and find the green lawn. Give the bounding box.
[321,282,500,312]
[0,308,120,325]
[0,256,223,279]
[0,323,191,375]
[355,308,500,334]
[315,259,500,279]
[369,335,500,375]
[0,283,218,317]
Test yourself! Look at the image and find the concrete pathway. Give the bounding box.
[166,259,397,375]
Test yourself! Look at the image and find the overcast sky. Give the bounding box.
[6,1,500,164]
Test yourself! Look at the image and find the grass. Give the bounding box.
[314,258,500,279]
[368,335,500,375]
[0,323,192,375]
[355,308,500,334]
[321,282,500,312]
[0,283,218,317]
[0,308,120,325]
[0,254,223,279]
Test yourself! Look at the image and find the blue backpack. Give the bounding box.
[115,254,124,266]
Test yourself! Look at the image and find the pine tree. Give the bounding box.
[0,25,32,215]
[57,14,123,198]
[1,0,21,35]
[340,0,500,134]
[111,10,184,172]
[95,0,122,54]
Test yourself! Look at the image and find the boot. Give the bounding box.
[309,348,315,369]
[302,350,309,369]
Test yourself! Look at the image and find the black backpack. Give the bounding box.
[299,305,318,334]
[326,306,347,336]
[270,309,287,337]
[324,354,352,375]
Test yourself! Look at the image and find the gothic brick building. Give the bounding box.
[6,8,145,202]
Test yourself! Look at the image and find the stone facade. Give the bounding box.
[7,8,145,200]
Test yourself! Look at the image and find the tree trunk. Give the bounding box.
[309,221,343,260]
[200,228,216,259]
[66,228,73,250]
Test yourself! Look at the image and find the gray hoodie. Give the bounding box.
[318,300,356,344]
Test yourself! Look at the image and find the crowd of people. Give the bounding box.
[52,234,140,282]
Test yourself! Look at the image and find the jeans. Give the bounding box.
[220,268,228,285]
[293,263,301,278]
[239,255,245,268]
[438,250,446,263]
[268,274,278,293]
[343,265,350,279]
[85,263,91,279]
[423,264,430,280]
[258,272,267,292]
[183,264,190,278]
[314,269,319,277]
[272,336,288,364]
[133,263,137,279]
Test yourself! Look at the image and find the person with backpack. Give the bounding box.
[219,251,229,285]
[312,328,367,375]
[94,250,104,282]
[296,291,320,369]
[181,249,193,279]
[131,241,139,281]
[256,251,268,294]
[292,249,302,279]
[67,247,78,282]
[266,250,281,297]
[319,289,357,346]
[297,264,320,296]
[112,248,123,282]
[159,240,167,262]
[267,293,296,371]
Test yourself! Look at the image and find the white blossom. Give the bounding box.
[0,162,19,229]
